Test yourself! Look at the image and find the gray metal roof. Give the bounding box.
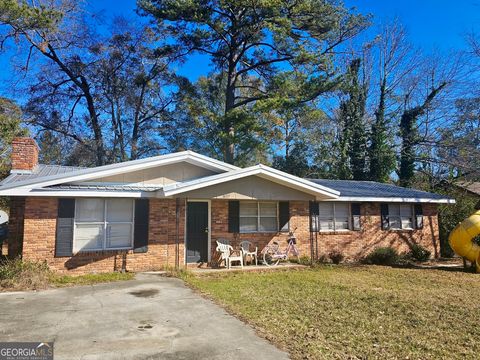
[0,161,452,202]
[0,151,239,191]
[309,179,449,200]
[0,165,85,186]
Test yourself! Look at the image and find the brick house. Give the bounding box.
[0,137,454,274]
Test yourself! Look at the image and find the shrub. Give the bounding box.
[362,247,399,266]
[0,258,52,290]
[297,255,311,266]
[316,254,329,264]
[328,250,344,265]
[407,244,431,262]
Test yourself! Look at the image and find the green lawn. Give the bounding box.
[184,265,480,359]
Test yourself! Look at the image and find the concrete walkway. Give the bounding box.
[0,274,289,359]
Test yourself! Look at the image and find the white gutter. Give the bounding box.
[0,188,157,198]
[328,196,455,204]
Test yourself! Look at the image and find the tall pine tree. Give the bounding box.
[139,0,368,164]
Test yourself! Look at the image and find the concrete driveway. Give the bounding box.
[0,273,289,359]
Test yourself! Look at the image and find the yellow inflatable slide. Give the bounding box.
[448,210,480,273]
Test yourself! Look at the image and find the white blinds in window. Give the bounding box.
[74,198,134,252]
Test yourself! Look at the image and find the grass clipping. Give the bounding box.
[0,258,134,291]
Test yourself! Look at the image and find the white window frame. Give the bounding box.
[73,198,135,252]
[318,202,351,232]
[239,201,278,233]
[388,204,413,230]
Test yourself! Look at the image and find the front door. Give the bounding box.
[186,201,209,263]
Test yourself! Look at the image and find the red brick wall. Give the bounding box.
[15,197,439,273]
[21,197,185,274]
[210,200,440,263]
[316,203,440,261]
[11,137,39,171]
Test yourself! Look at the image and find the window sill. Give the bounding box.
[239,231,279,234]
[386,228,415,232]
[318,230,356,235]
[72,247,133,255]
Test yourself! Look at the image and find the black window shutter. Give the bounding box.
[279,201,290,232]
[351,203,361,231]
[309,201,319,232]
[414,204,423,229]
[55,198,75,257]
[380,203,389,230]
[134,199,149,253]
[228,200,240,233]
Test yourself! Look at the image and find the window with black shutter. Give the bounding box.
[279,201,289,232]
[351,203,361,231]
[414,204,423,229]
[55,198,75,257]
[381,203,389,230]
[133,199,149,253]
[228,200,239,233]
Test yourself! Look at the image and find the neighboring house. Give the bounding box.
[0,138,454,273]
[453,181,480,199]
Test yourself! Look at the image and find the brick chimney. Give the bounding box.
[11,137,39,172]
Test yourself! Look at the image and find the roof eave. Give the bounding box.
[332,196,455,204]
[0,187,158,198]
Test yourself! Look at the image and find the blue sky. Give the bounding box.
[1,0,479,94]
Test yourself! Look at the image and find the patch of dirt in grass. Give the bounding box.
[184,265,480,360]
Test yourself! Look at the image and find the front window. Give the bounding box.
[74,198,134,252]
[239,202,278,232]
[388,204,413,230]
[318,202,350,231]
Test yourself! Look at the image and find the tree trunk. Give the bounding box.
[224,56,237,164]
[83,87,105,166]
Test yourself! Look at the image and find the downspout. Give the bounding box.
[309,200,319,264]
[309,201,314,265]
[315,219,318,262]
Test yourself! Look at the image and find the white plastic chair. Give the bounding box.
[239,240,258,265]
[215,240,243,269]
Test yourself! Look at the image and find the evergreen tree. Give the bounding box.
[368,76,396,182]
[139,0,368,164]
[336,59,368,180]
[273,141,311,177]
[0,98,27,178]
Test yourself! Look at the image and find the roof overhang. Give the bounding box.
[0,188,156,198]
[333,196,456,204]
[162,164,340,199]
[0,151,239,192]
